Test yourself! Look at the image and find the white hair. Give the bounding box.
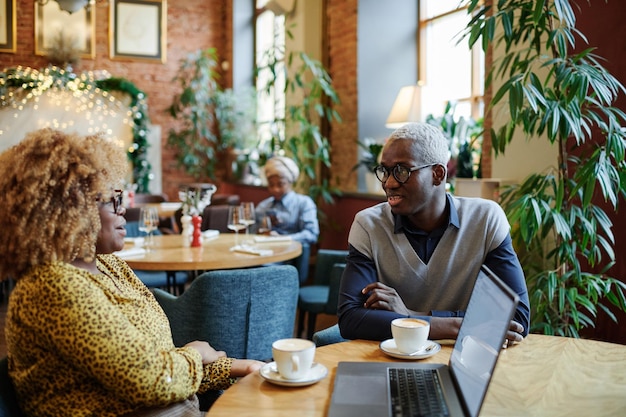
[387,122,450,166]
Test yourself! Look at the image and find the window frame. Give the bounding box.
[418,1,484,121]
[254,2,287,155]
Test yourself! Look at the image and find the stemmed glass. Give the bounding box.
[227,205,246,248]
[257,215,273,235]
[138,207,159,251]
[240,202,256,244]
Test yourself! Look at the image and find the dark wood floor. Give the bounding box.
[0,286,337,359]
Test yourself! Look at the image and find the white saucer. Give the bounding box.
[259,362,328,387]
[379,339,441,360]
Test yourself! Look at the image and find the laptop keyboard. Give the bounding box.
[388,368,450,417]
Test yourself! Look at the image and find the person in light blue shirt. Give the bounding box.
[255,156,319,245]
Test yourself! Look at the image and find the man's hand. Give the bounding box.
[361,282,411,315]
[504,320,525,346]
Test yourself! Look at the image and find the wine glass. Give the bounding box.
[240,202,256,243]
[257,215,273,235]
[227,205,246,248]
[139,207,159,251]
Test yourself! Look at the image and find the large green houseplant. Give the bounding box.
[256,35,342,205]
[464,0,626,337]
[167,48,257,180]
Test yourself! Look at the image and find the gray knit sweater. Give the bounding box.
[348,196,510,312]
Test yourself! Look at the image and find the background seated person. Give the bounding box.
[255,156,319,245]
[0,129,263,417]
[337,123,530,346]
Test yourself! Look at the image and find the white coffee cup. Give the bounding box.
[272,338,316,380]
[391,318,430,354]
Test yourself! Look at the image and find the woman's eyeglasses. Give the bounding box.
[102,190,124,214]
[374,163,436,184]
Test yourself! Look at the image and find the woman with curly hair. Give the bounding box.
[0,128,263,417]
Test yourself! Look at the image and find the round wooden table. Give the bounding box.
[121,234,302,271]
[207,334,626,417]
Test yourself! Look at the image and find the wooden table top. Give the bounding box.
[207,334,626,417]
[121,234,302,271]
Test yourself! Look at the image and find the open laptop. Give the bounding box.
[328,265,520,417]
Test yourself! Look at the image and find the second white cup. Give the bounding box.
[391,318,430,354]
[272,338,315,380]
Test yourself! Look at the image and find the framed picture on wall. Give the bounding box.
[110,0,167,63]
[0,0,16,53]
[34,2,95,59]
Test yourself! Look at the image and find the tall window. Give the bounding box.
[255,1,286,154]
[419,1,484,120]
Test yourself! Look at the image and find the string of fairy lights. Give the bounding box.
[0,66,153,192]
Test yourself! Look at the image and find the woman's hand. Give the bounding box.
[229,359,265,378]
[184,341,226,364]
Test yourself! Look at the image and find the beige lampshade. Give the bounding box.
[263,0,295,15]
[385,85,422,129]
[55,0,90,13]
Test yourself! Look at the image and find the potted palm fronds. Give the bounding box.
[464,0,626,337]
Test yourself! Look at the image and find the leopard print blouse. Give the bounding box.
[6,254,236,417]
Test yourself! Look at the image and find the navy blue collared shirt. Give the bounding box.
[397,195,460,264]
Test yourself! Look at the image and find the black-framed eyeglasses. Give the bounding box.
[104,190,124,214]
[374,163,436,184]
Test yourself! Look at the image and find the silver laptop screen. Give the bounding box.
[449,267,518,417]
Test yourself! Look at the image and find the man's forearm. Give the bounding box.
[428,317,463,340]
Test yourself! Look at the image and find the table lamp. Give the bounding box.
[385,85,422,129]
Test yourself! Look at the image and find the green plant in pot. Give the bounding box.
[256,34,342,205]
[167,48,257,180]
[353,139,384,173]
[464,0,626,337]
[426,101,483,180]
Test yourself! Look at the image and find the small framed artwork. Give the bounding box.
[0,0,16,53]
[110,0,167,63]
[34,1,95,59]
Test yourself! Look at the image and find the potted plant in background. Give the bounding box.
[213,86,259,183]
[426,101,484,192]
[167,48,257,181]
[464,0,626,337]
[255,30,342,206]
[352,138,384,194]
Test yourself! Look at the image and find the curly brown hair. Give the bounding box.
[0,128,127,280]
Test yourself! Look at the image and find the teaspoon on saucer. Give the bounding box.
[408,343,436,356]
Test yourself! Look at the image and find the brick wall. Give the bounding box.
[325,0,358,191]
[1,0,231,198]
[1,0,358,196]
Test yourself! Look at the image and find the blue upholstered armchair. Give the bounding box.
[297,250,349,339]
[312,324,348,347]
[152,264,299,361]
